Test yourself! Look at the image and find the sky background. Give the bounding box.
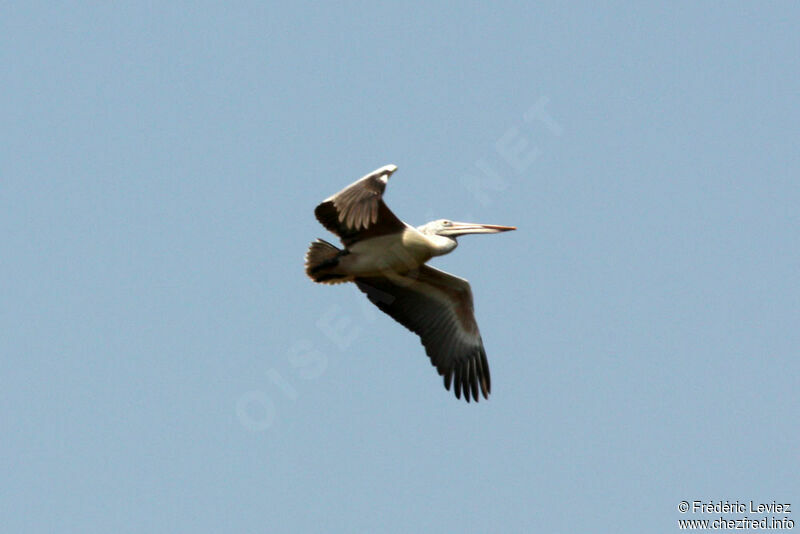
[2,2,799,532]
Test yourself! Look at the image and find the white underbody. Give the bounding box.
[338,225,450,277]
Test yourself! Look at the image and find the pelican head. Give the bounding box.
[416,219,516,256]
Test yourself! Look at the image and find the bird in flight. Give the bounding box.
[305,164,515,402]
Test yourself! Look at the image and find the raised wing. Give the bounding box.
[355,265,491,402]
[314,164,406,246]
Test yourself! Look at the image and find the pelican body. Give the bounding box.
[305,164,515,402]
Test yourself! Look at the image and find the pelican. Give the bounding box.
[304,164,515,402]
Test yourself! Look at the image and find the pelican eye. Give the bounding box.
[442,220,451,226]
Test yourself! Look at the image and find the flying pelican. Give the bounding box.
[304,164,515,402]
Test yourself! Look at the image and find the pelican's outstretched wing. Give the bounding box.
[355,265,491,402]
[314,164,406,246]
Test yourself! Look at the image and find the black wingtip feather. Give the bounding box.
[462,360,471,402]
[469,357,479,401]
[481,350,491,396]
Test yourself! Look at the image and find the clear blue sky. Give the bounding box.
[2,2,798,532]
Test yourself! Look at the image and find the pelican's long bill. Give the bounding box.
[437,222,517,236]
[304,164,516,402]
